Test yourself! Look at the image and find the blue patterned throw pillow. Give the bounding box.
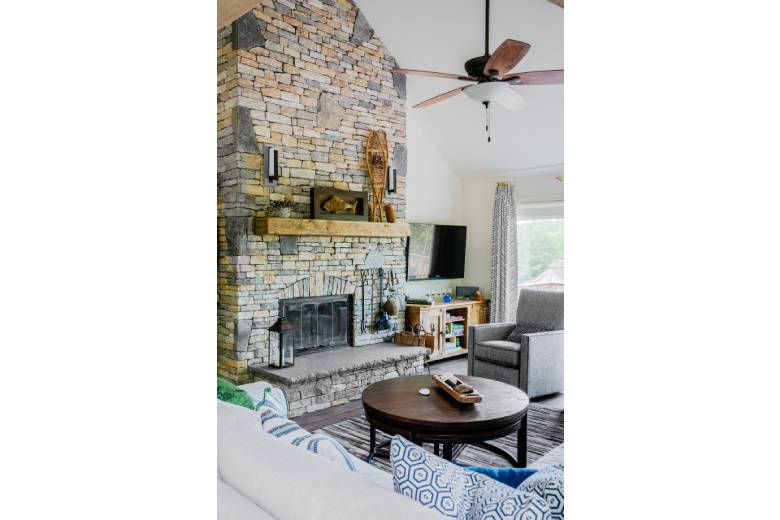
[258,407,357,472]
[466,466,539,488]
[391,436,551,519]
[518,464,563,520]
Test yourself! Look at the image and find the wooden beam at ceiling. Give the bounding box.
[547,0,564,7]
[218,0,260,29]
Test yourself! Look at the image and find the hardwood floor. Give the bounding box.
[292,354,563,430]
[294,398,364,431]
[426,356,468,375]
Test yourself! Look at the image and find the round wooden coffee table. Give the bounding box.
[362,374,530,467]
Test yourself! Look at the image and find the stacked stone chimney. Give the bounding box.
[218,0,408,383]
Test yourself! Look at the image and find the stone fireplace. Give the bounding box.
[218,0,414,388]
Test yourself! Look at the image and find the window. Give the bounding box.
[517,201,563,291]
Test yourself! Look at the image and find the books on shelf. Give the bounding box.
[447,323,464,337]
[444,341,459,352]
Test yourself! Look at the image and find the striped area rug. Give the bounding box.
[315,403,563,472]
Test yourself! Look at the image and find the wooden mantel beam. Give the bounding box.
[218,0,261,29]
[255,217,411,238]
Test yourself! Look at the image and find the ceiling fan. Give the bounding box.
[392,0,563,142]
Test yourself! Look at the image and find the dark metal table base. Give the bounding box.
[365,438,391,464]
[366,416,527,467]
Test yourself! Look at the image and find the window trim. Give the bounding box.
[516,200,564,220]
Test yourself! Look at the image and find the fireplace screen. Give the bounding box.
[281,294,352,354]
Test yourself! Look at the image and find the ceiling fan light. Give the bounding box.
[464,82,527,111]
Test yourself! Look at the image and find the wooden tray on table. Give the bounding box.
[432,374,483,404]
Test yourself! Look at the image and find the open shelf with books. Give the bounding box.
[404,299,490,362]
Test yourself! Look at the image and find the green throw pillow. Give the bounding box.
[217,378,255,410]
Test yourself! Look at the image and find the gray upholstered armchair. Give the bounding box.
[468,289,563,399]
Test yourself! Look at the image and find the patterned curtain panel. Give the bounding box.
[490,184,518,323]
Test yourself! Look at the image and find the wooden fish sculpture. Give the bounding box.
[321,196,357,214]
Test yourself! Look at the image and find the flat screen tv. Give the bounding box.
[407,223,467,281]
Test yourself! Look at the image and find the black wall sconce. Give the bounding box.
[386,164,397,194]
[264,144,279,186]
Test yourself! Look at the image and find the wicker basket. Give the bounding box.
[394,329,435,349]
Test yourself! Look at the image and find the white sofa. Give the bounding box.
[217,399,444,520]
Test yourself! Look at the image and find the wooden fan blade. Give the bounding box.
[503,70,564,85]
[413,86,467,109]
[483,39,531,77]
[392,69,476,82]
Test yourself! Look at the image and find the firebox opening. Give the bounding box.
[280,294,354,355]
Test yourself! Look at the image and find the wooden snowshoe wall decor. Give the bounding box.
[365,130,389,222]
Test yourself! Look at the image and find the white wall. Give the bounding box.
[404,115,465,297]
[460,167,564,298]
[403,118,563,301]
[405,116,463,224]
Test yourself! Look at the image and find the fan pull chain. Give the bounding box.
[483,101,491,143]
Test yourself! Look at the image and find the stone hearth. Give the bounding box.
[251,343,427,417]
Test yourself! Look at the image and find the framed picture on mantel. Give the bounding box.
[310,187,369,222]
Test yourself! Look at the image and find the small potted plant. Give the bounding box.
[269,199,294,218]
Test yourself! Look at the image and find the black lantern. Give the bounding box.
[267,316,295,368]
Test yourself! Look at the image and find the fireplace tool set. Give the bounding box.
[358,268,402,335]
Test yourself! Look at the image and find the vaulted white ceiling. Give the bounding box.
[354,0,563,178]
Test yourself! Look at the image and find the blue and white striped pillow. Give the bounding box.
[258,407,357,472]
[255,387,287,417]
[240,383,288,417]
